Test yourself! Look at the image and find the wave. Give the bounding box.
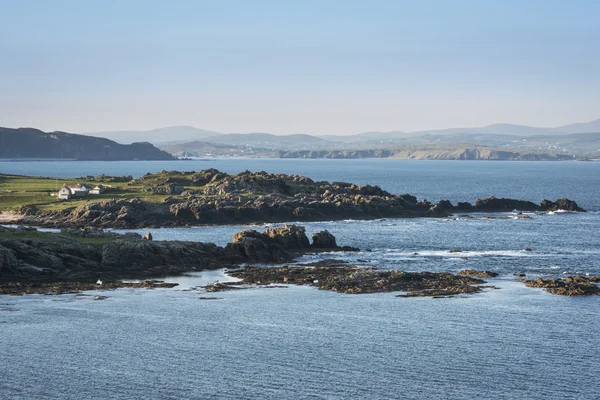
[380,249,544,258]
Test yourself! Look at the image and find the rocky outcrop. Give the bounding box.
[458,269,499,278]
[0,224,346,283]
[0,280,178,296]
[540,198,585,212]
[221,261,490,296]
[311,230,337,248]
[521,276,600,296]
[15,169,585,229]
[473,197,540,211]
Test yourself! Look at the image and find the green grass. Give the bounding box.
[0,170,298,213]
[0,173,176,212]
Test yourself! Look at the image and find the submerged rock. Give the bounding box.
[223,264,489,297]
[458,269,499,278]
[521,276,600,296]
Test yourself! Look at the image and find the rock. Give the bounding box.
[165,183,184,195]
[475,196,540,212]
[521,276,600,296]
[264,224,310,249]
[540,198,585,212]
[144,232,153,241]
[458,269,499,278]
[311,230,337,248]
[225,265,489,297]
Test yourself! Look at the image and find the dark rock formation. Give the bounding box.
[458,269,499,278]
[0,224,345,284]
[0,280,178,296]
[474,196,540,211]
[521,276,600,296]
[13,169,585,229]
[540,198,585,212]
[312,230,337,248]
[221,261,490,297]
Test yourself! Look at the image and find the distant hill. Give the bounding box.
[87,126,222,144]
[202,133,332,150]
[0,127,175,160]
[87,118,600,145]
[556,118,600,134]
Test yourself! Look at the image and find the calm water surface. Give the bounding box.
[1,159,600,399]
[1,158,599,210]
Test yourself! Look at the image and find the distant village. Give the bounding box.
[55,184,106,200]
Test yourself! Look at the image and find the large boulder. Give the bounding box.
[264,224,310,249]
[311,230,337,248]
[540,198,585,212]
[228,229,290,263]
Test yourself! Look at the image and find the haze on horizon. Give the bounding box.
[1,0,599,136]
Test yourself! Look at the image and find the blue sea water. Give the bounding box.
[1,158,599,210]
[1,159,600,399]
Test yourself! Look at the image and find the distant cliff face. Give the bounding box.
[277,148,576,161]
[0,128,175,160]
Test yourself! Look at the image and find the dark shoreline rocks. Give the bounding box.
[458,269,499,278]
[209,260,491,297]
[0,224,349,291]
[9,169,585,229]
[0,280,178,296]
[521,276,600,296]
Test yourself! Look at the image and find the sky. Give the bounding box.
[1,0,599,135]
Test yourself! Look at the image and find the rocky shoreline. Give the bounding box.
[207,260,494,298]
[205,262,600,298]
[9,169,585,229]
[0,224,352,293]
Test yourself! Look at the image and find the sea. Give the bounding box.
[1,159,600,399]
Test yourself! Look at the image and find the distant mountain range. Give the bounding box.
[85,118,600,145]
[2,118,599,162]
[0,127,174,161]
[88,126,222,144]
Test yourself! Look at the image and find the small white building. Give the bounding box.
[58,185,72,200]
[89,185,105,195]
[69,184,90,197]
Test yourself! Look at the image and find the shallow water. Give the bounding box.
[1,159,600,399]
[2,280,600,399]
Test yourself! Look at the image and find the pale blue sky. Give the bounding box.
[1,0,599,134]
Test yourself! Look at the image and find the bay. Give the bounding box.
[1,159,600,399]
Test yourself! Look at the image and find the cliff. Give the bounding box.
[0,127,175,160]
[277,147,576,160]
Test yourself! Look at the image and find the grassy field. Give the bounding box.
[0,172,224,212]
[0,174,167,212]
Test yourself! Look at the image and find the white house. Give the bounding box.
[69,184,90,197]
[58,185,72,200]
[89,185,105,195]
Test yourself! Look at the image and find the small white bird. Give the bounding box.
[96,279,103,286]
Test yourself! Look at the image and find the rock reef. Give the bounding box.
[211,260,492,297]
[0,224,346,287]
[521,276,600,296]
[12,169,585,229]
